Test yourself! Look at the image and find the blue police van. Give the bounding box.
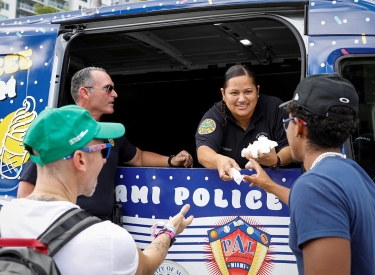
[0,0,374,274]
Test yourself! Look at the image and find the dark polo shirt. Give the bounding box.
[195,94,288,168]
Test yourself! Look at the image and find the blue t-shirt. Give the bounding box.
[289,157,375,274]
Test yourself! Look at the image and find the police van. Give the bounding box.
[0,0,374,274]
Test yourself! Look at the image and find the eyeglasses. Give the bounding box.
[283,117,307,132]
[64,142,112,160]
[85,85,115,94]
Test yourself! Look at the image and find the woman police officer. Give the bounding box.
[195,64,293,180]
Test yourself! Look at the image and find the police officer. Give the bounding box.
[195,65,293,181]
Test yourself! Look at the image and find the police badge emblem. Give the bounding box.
[207,217,272,275]
[198,119,216,135]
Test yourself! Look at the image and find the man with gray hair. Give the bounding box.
[18,67,194,224]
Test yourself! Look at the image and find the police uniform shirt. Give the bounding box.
[19,135,137,216]
[195,94,288,168]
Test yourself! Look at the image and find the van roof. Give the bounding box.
[2,0,307,26]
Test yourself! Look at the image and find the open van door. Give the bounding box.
[306,0,375,182]
[0,24,59,199]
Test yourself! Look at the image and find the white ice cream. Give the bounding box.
[241,136,278,158]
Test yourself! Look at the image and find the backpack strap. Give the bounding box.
[37,208,101,257]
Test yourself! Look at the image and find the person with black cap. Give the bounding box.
[242,74,375,274]
[0,105,194,275]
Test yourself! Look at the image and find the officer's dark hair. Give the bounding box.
[220,65,258,127]
[285,102,358,149]
[71,67,107,103]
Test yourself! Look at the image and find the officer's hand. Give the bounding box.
[245,147,278,167]
[216,155,241,181]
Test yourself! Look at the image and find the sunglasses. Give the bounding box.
[64,142,112,160]
[85,85,115,94]
[283,117,307,132]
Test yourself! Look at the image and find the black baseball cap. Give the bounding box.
[280,74,358,121]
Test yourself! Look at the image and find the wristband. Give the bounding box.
[270,156,281,170]
[154,228,176,247]
[164,225,177,236]
[168,155,175,167]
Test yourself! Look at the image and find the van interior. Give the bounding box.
[57,9,305,167]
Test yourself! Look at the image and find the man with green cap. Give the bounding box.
[0,105,194,275]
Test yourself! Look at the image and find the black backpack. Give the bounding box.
[0,208,101,274]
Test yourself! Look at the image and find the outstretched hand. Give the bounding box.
[243,158,275,192]
[165,204,194,236]
[172,150,194,168]
[243,158,290,205]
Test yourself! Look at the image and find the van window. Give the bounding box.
[58,13,305,167]
[340,56,375,181]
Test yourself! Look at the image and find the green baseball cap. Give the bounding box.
[23,105,125,166]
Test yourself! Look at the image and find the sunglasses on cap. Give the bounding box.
[64,142,112,160]
[84,85,115,94]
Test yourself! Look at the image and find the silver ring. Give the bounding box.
[180,211,186,217]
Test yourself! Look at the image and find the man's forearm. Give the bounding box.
[136,233,171,275]
[140,151,169,167]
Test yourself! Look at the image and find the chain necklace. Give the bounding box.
[310,152,346,169]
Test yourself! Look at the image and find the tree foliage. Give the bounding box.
[33,4,59,14]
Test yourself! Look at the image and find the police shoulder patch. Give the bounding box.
[198,118,216,135]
